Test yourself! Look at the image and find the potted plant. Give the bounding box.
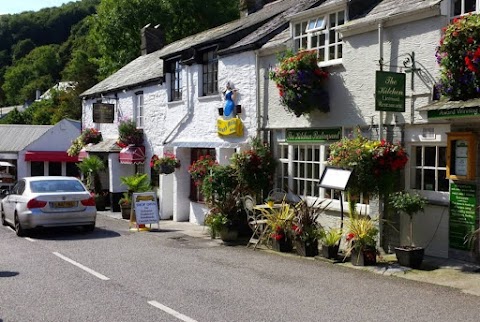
[76,155,106,210]
[119,173,151,219]
[151,152,181,175]
[204,212,229,239]
[290,198,327,257]
[117,118,144,148]
[345,213,379,266]
[68,128,103,156]
[200,164,240,243]
[389,191,427,268]
[320,228,342,259]
[258,201,295,252]
[188,154,218,186]
[269,49,329,117]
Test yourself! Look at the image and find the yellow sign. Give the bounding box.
[217,117,243,136]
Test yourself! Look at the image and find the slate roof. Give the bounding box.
[84,138,122,153]
[80,0,324,98]
[343,0,442,28]
[0,125,52,152]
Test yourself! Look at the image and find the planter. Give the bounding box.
[321,244,339,259]
[159,164,175,175]
[120,205,132,219]
[272,237,293,253]
[295,239,319,257]
[351,247,377,266]
[395,246,425,269]
[219,227,239,244]
[95,195,106,211]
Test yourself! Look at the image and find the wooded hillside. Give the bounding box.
[0,0,239,124]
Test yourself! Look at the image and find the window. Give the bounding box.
[135,92,144,129]
[31,162,44,176]
[202,49,218,96]
[451,0,477,18]
[410,145,449,192]
[66,162,80,178]
[169,60,182,101]
[190,148,215,202]
[293,10,345,63]
[277,143,331,198]
[49,162,62,176]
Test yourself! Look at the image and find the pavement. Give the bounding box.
[99,210,480,297]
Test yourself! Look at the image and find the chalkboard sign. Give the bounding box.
[449,182,476,250]
[93,103,114,123]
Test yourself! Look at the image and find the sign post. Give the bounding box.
[130,192,160,231]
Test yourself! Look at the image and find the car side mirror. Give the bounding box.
[1,189,10,195]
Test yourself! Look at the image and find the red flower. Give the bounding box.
[346,233,355,241]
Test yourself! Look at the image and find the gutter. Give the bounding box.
[340,3,442,38]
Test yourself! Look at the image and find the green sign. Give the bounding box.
[428,107,480,119]
[449,182,477,250]
[286,128,342,142]
[375,71,406,112]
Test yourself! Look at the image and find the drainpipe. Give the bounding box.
[378,21,384,141]
[163,65,191,145]
[255,51,261,139]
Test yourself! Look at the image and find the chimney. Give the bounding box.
[140,23,165,56]
[239,0,266,17]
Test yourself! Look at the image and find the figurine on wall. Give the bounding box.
[223,82,238,118]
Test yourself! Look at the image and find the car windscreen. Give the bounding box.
[30,180,86,193]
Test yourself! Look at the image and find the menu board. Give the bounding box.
[449,182,477,250]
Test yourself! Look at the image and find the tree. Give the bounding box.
[2,45,61,105]
[90,0,239,78]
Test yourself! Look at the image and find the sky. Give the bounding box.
[0,0,77,15]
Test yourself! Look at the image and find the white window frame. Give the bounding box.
[450,0,479,18]
[293,9,346,66]
[134,92,144,129]
[406,143,450,202]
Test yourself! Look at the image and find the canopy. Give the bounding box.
[0,161,15,167]
[119,146,145,164]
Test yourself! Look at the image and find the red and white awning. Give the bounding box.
[119,146,145,164]
[25,151,79,163]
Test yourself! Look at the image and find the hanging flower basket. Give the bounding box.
[159,164,175,175]
[269,50,329,117]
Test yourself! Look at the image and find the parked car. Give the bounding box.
[0,176,96,236]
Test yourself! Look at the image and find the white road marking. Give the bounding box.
[25,237,35,242]
[148,300,198,322]
[52,252,110,281]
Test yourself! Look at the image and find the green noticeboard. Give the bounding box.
[375,71,406,112]
[449,182,477,250]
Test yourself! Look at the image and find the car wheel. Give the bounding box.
[14,213,27,237]
[83,223,95,232]
[1,206,6,226]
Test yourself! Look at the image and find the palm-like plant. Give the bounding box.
[119,173,151,206]
[76,156,105,193]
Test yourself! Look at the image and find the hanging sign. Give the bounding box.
[375,71,406,112]
[217,117,243,136]
[449,182,476,250]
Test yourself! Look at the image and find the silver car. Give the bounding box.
[1,176,96,236]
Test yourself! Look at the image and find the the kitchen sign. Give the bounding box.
[375,71,406,112]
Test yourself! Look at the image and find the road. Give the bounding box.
[1,214,480,322]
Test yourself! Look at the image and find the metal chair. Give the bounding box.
[244,195,268,250]
[268,188,287,203]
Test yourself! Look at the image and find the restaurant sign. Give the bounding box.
[286,128,342,142]
[93,103,114,123]
[375,71,406,112]
[217,117,243,136]
[449,182,476,251]
[428,107,480,119]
